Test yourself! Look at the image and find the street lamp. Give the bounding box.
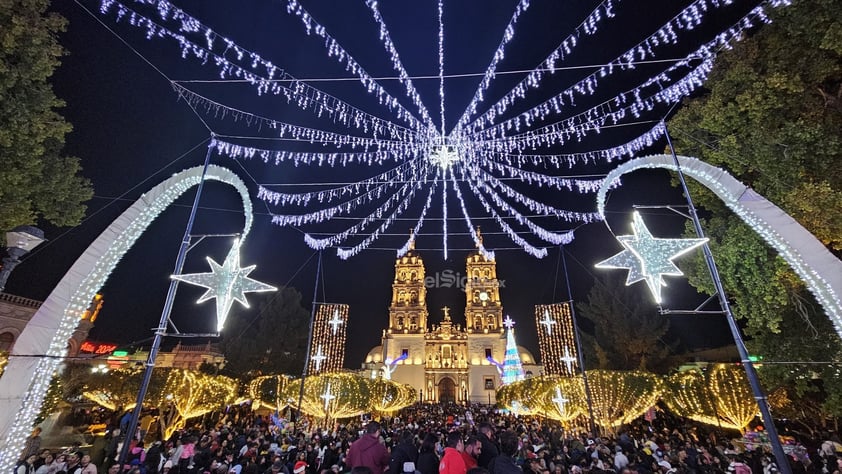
[0,225,46,292]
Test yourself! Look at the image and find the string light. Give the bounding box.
[248,374,292,412]
[595,211,708,304]
[0,164,253,469]
[662,364,757,431]
[172,238,277,331]
[534,303,580,376]
[500,316,525,384]
[308,304,349,375]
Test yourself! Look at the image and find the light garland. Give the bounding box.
[172,238,277,331]
[308,303,349,374]
[534,303,580,376]
[501,316,526,384]
[91,0,793,262]
[449,168,495,260]
[283,372,371,420]
[248,374,292,412]
[662,364,757,431]
[596,211,708,304]
[585,369,662,428]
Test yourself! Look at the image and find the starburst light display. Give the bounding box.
[94,0,792,259]
[595,211,707,303]
[172,239,277,331]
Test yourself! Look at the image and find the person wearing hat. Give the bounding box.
[293,461,308,474]
[266,459,290,474]
[613,446,629,472]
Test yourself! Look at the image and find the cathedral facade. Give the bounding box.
[363,241,540,404]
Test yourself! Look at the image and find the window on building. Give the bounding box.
[484,378,495,390]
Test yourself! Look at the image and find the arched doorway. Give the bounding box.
[438,377,456,403]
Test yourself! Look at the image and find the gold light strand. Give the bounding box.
[585,370,662,429]
[663,365,756,431]
[283,372,370,420]
[309,303,349,375]
[534,303,578,376]
[249,374,292,412]
[368,378,416,414]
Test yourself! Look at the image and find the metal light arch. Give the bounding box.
[0,164,253,467]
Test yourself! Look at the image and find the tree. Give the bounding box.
[576,274,676,373]
[667,0,842,417]
[154,369,237,439]
[0,0,93,235]
[218,287,311,378]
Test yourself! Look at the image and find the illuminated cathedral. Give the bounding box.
[363,235,541,404]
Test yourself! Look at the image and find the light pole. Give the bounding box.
[0,225,46,292]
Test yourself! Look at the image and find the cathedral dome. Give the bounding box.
[365,345,383,363]
[517,345,536,364]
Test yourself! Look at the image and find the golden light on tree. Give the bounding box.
[663,365,757,432]
[249,375,293,411]
[495,376,544,417]
[368,378,416,414]
[81,368,167,411]
[496,375,587,422]
[283,372,370,420]
[587,370,662,429]
[155,369,238,439]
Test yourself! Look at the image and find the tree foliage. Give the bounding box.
[667,0,842,416]
[0,0,93,234]
[576,274,676,373]
[218,287,311,379]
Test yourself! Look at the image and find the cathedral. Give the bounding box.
[362,237,541,404]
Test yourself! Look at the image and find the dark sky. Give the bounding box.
[4,0,766,367]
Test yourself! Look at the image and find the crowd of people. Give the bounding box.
[16,402,842,474]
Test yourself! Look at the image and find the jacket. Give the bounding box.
[347,434,390,474]
[438,448,466,474]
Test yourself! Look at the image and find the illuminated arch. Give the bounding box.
[597,154,842,338]
[0,164,252,466]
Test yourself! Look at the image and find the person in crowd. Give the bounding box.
[477,424,499,470]
[65,452,83,474]
[488,431,521,474]
[21,427,43,461]
[417,434,441,474]
[439,432,466,474]
[614,446,629,472]
[80,453,98,474]
[389,430,419,474]
[16,454,39,474]
[346,422,390,474]
[35,453,56,474]
[462,437,482,471]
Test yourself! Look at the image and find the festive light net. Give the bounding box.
[662,364,757,431]
[94,0,792,258]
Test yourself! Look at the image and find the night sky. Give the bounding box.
[4,0,761,368]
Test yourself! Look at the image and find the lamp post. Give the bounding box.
[0,225,46,292]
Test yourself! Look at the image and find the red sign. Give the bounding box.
[80,341,118,354]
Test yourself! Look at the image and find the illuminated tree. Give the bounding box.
[368,378,415,414]
[662,364,756,432]
[155,369,238,439]
[283,372,370,421]
[496,375,586,423]
[587,370,662,430]
[81,367,167,411]
[249,374,293,412]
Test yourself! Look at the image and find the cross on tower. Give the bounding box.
[311,344,327,372]
[539,310,556,335]
[328,309,344,335]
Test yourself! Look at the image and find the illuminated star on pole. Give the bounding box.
[552,387,569,414]
[503,315,516,329]
[328,309,344,335]
[595,211,707,304]
[539,310,556,335]
[172,239,277,331]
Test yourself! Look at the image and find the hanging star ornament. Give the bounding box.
[172,239,277,331]
[595,211,707,304]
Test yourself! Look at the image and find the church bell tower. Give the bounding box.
[464,229,504,334]
[388,236,428,333]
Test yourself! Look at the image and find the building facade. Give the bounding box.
[364,240,539,404]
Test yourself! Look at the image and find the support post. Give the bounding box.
[664,121,791,474]
[297,251,322,420]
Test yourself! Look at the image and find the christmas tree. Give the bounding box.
[501,316,526,384]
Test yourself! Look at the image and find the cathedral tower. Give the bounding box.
[388,238,428,333]
[464,229,503,334]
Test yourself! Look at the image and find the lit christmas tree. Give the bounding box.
[501,316,526,385]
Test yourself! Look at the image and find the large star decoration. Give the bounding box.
[172,240,277,331]
[595,211,707,304]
